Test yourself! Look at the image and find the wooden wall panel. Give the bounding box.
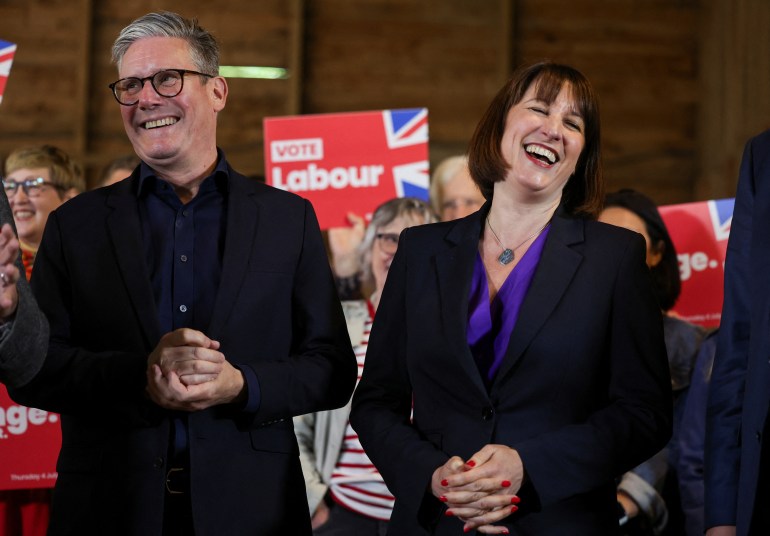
[0,0,766,203]
[303,0,513,167]
[698,0,770,200]
[515,0,699,204]
[0,0,88,155]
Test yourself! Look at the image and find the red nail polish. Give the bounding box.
[466,460,476,468]
[501,480,511,488]
[441,479,449,487]
[463,527,471,534]
[445,510,454,517]
[511,495,521,504]
[511,505,519,513]
[501,529,510,535]
[439,496,447,502]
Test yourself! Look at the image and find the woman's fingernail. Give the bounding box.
[501,529,510,535]
[463,527,472,534]
[466,460,476,468]
[511,495,521,504]
[439,495,447,502]
[501,480,511,488]
[441,479,449,487]
[511,505,519,513]
[445,510,454,517]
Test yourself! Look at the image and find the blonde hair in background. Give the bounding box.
[429,155,469,215]
[5,145,85,194]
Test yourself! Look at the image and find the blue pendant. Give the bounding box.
[498,248,514,265]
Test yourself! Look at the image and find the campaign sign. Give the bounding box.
[0,386,59,489]
[659,198,734,328]
[264,109,429,229]
[0,39,17,105]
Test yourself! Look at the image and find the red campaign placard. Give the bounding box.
[0,386,60,490]
[659,198,734,329]
[264,108,429,229]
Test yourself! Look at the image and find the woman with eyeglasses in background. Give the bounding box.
[3,145,84,280]
[295,197,437,535]
[0,144,83,536]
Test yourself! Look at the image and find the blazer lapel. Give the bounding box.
[434,206,490,397]
[207,174,259,339]
[105,179,161,349]
[491,213,584,388]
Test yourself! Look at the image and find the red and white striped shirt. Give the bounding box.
[330,302,395,520]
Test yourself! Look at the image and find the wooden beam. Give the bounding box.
[500,0,516,81]
[73,0,94,166]
[287,0,305,115]
[697,0,770,200]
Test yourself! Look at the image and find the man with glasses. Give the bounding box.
[10,11,356,536]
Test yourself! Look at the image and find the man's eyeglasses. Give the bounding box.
[375,232,400,254]
[3,177,64,198]
[108,69,214,106]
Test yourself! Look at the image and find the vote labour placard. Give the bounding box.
[0,386,60,489]
[659,198,734,328]
[264,108,430,229]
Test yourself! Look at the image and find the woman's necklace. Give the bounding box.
[486,216,550,265]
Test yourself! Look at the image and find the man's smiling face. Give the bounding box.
[117,36,224,174]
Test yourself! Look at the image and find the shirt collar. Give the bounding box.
[137,148,230,198]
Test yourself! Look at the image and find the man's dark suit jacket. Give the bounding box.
[0,188,48,388]
[351,204,672,535]
[706,129,770,535]
[10,166,357,535]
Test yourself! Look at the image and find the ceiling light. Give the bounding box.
[219,66,288,79]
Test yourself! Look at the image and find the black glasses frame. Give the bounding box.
[3,177,65,198]
[108,68,214,106]
[375,232,400,253]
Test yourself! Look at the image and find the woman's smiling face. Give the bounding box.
[498,82,586,202]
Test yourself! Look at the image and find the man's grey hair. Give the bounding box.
[111,11,219,75]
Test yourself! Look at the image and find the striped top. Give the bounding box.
[329,301,395,520]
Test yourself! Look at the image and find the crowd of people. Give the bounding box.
[0,9,764,536]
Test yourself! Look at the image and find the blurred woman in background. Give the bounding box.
[295,197,437,535]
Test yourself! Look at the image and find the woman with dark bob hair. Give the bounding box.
[351,61,671,535]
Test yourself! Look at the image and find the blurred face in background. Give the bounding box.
[599,206,663,268]
[440,166,485,221]
[371,214,421,293]
[6,167,72,249]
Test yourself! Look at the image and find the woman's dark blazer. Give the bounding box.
[350,203,672,535]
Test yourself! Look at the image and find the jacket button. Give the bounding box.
[481,407,494,421]
[153,457,164,469]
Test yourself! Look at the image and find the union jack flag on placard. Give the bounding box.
[708,198,733,242]
[383,108,428,149]
[0,40,17,105]
[393,161,430,199]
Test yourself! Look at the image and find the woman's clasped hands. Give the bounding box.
[431,445,525,535]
